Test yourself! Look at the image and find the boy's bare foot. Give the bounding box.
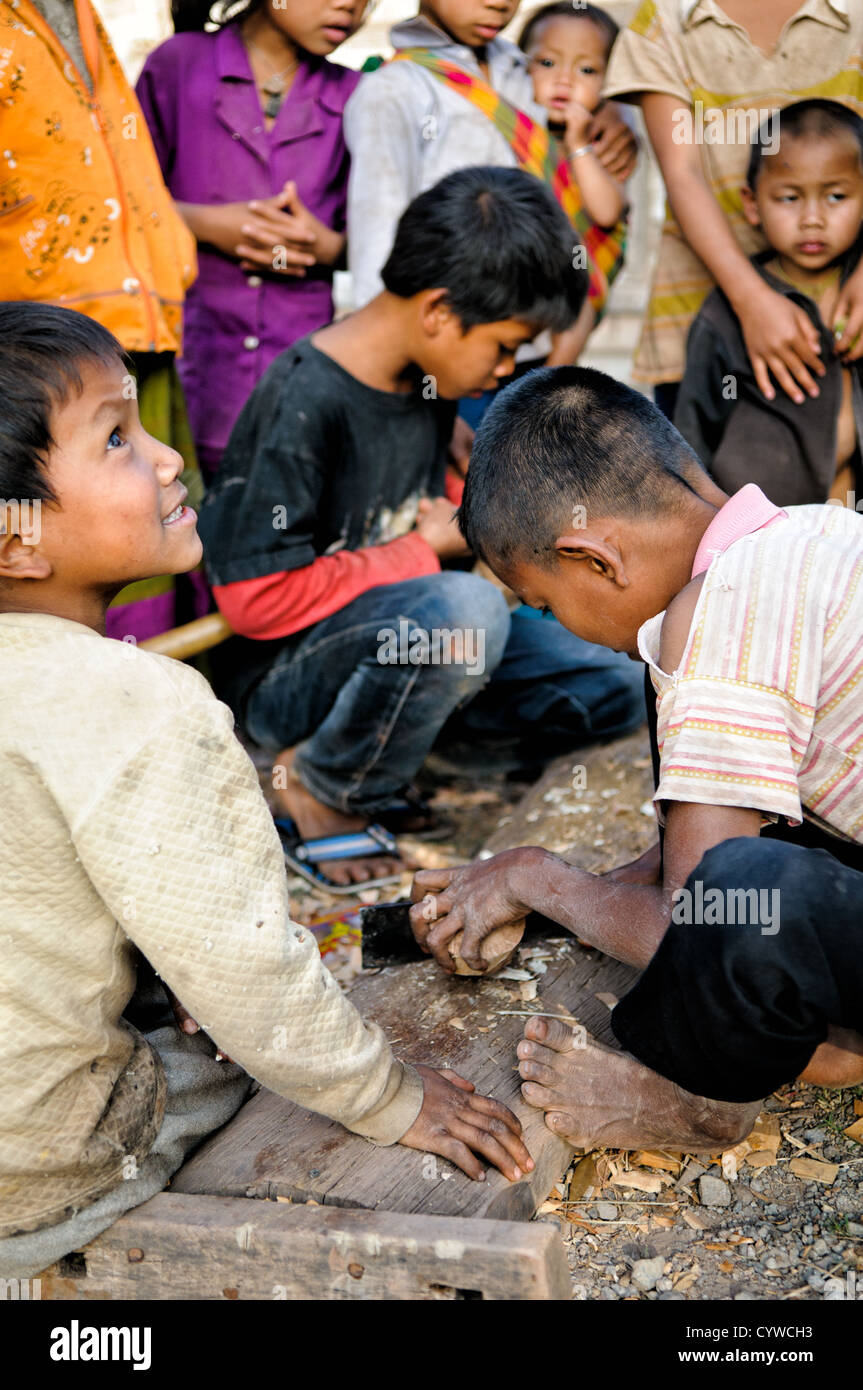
[516,1017,759,1152]
[273,748,405,887]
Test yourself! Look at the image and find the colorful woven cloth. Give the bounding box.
[392,48,627,317]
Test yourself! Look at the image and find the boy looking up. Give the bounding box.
[198,168,645,891]
[410,367,863,1154]
[0,302,532,1278]
[675,101,863,507]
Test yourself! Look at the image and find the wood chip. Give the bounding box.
[854,1099,863,1117]
[631,1150,682,1175]
[652,1215,676,1229]
[611,1170,663,1194]
[594,992,619,1009]
[748,1112,782,1158]
[568,1154,599,1200]
[674,1267,700,1292]
[682,1209,713,1231]
[448,1017,466,1031]
[745,1150,778,1169]
[718,1260,734,1274]
[843,1117,863,1144]
[789,1156,839,1185]
[518,979,539,1002]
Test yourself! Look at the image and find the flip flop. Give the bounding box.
[274,816,404,896]
[375,790,454,842]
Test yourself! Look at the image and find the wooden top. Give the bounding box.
[173,937,639,1221]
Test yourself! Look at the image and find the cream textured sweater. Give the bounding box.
[0,613,423,1237]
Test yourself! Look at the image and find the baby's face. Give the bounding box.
[744,131,863,276]
[526,15,608,123]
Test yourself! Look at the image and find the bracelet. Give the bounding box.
[568,145,594,160]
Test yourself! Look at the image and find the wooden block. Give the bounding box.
[39,1193,571,1301]
[449,921,524,976]
[174,939,639,1222]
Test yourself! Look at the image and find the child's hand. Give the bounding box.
[563,98,595,152]
[832,258,863,361]
[398,1064,534,1182]
[738,282,825,403]
[415,496,471,559]
[238,181,345,275]
[587,102,638,181]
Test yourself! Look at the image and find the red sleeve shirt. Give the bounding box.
[213,532,440,641]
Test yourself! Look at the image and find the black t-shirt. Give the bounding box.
[198,336,456,712]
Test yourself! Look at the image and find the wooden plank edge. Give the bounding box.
[39,1192,572,1302]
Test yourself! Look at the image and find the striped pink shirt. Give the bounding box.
[637,487,863,842]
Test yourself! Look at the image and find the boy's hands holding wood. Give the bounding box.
[398,1064,533,1182]
[414,496,471,560]
[410,849,536,974]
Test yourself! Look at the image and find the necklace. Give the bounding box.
[769,259,841,304]
[244,36,299,119]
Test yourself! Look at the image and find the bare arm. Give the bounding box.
[641,92,824,403]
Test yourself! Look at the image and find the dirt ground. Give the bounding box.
[260,729,863,1302]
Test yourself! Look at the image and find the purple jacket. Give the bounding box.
[137,27,360,465]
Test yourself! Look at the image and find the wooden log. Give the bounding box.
[174,938,639,1221]
[39,1193,571,1301]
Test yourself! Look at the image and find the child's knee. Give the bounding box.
[410,572,510,675]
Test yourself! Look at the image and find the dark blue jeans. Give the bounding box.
[245,572,645,816]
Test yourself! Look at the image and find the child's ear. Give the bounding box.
[0,529,53,582]
[554,532,629,588]
[418,289,454,338]
[740,184,761,230]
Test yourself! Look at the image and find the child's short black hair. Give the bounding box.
[0,303,124,508]
[458,366,706,570]
[381,166,588,332]
[518,2,619,56]
[747,99,863,189]
[171,0,265,31]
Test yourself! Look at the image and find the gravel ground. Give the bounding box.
[543,1083,863,1302]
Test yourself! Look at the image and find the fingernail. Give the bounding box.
[183,1020,198,1034]
[512,1168,522,1179]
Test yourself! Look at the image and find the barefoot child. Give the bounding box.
[410,366,863,1154]
[0,303,532,1278]
[197,168,645,892]
[675,101,863,507]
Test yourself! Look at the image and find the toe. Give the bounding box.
[534,1017,579,1054]
[523,1016,549,1043]
[544,1110,582,1142]
[520,1080,558,1110]
[518,1058,556,1085]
